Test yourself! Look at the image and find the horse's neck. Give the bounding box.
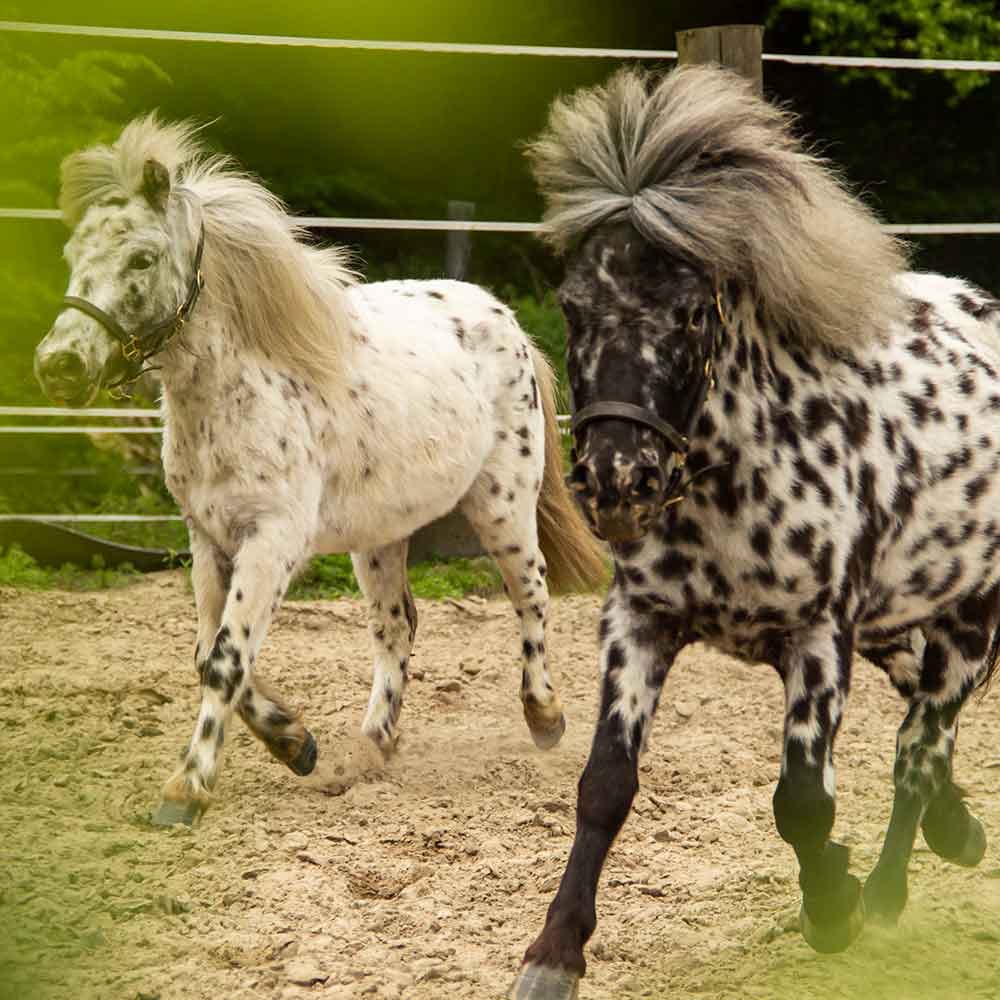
[155,301,358,434]
[716,300,799,415]
[156,310,241,400]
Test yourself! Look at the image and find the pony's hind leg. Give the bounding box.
[864,591,997,922]
[352,540,417,755]
[461,471,564,749]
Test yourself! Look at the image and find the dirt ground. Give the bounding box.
[2,573,1000,1000]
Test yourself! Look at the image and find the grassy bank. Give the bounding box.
[0,544,503,601]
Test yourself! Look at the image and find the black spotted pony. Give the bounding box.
[509,64,1000,999]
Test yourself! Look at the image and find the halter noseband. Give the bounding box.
[569,290,730,508]
[60,226,205,397]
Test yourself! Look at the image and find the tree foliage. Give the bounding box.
[0,39,170,207]
[767,0,1000,99]
[0,39,169,403]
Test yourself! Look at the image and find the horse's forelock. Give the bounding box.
[527,64,909,351]
[59,114,206,227]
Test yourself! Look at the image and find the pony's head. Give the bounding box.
[35,117,204,405]
[527,63,906,542]
[560,220,721,542]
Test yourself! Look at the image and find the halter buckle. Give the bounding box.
[122,336,141,362]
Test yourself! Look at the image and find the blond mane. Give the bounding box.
[526,65,909,350]
[60,114,356,386]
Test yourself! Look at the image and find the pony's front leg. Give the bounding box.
[773,624,863,953]
[154,525,309,826]
[351,541,417,754]
[509,592,682,1000]
[180,528,317,790]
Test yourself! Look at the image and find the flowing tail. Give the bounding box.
[531,345,609,593]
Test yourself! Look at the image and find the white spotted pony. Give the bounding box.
[34,115,606,825]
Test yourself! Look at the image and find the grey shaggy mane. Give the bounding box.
[526,65,909,349]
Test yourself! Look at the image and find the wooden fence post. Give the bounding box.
[409,199,482,562]
[676,24,764,93]
[446,200,475,280]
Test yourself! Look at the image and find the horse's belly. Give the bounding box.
[312,417,493,555]
[312,486,472,555]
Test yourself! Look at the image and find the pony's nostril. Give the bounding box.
[568,463,596,497]
[630,465,662,500]
[44,351,86,381]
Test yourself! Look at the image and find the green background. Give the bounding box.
[1,0,999,533]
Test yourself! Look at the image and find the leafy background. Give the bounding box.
[1,0,999,536]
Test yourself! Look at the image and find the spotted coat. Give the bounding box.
[34,118,605,826]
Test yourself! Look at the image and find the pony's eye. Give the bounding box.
[127,251,155,271]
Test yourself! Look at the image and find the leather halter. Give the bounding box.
[60,226,205,396]
[569,290,730,508]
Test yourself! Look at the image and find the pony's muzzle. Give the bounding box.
[568,459,665,542]
[34,346,94,406]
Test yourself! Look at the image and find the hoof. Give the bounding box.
[508,964,580,1000]
[951,815,987,868]
[152,799,203,827]
[288,730,318,776]
[924,804,987,868]
[529,713,567,751]
[801,880,865,954]
[862,862,907,926]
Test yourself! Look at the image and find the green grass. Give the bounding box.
[286,553,503,601]
[0,544,503,601]
[0,544,140,591]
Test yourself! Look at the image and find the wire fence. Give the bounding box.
[3,20,1000,73]
[2,18,997,527]
[5,207,1000,236]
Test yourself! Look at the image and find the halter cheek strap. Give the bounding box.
[59,225,205,396]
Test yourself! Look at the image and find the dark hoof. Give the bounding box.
[529,713,566,751]
[152,799,203,827]
[801,878,865,954]
[508,964,580,1000]
[949,815,987,867]
[288,730,318,776]
[922,790,986,867]
[862,867,906,927]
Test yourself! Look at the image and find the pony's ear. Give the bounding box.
[141,158,171,211]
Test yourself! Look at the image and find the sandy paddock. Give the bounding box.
[2,574,999,999]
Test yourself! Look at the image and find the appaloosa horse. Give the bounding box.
[510,64,1000,998]
[34,115,606,827]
